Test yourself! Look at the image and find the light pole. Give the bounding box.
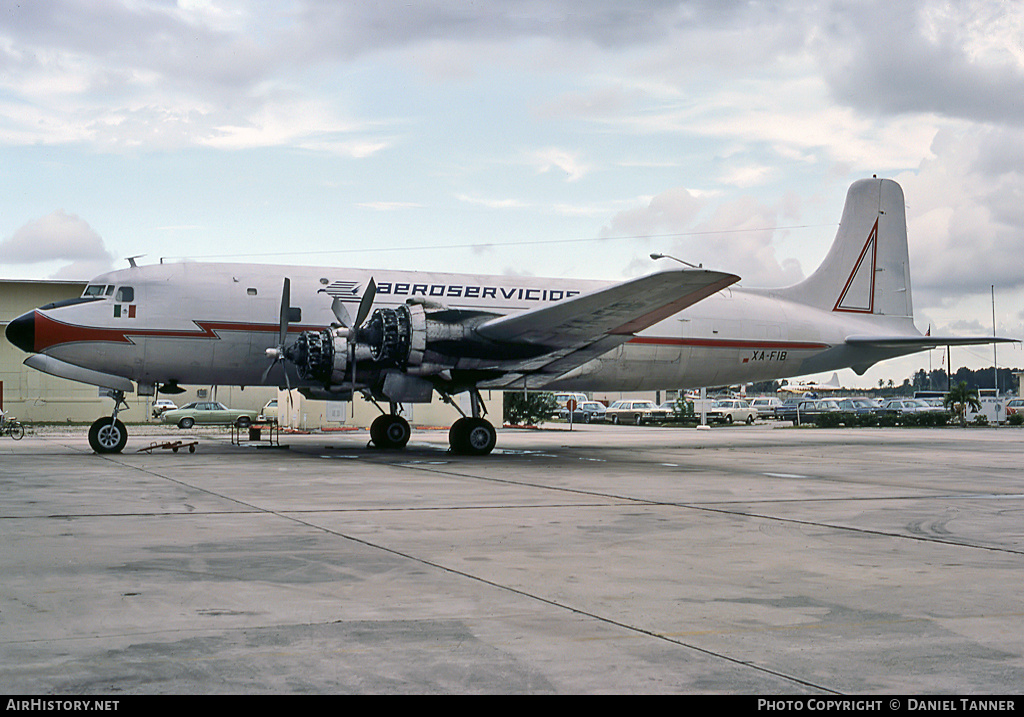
[650,252,702,269]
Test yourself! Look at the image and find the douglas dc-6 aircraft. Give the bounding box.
[5,178,1017,454]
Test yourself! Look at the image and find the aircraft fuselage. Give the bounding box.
[8,260,915,393]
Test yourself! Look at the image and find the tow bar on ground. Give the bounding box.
[136,440,198,454]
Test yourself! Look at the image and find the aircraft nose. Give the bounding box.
[5,311,36,353]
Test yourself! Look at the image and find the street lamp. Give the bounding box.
[650,252,702,269]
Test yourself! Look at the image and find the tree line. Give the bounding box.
[751,366,1021,398]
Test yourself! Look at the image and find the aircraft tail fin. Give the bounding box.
[778,178,913,320]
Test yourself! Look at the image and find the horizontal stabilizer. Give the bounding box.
[846,334,1019,350]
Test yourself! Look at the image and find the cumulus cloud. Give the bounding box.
[894,127,1024,302]
[605,187,804,287]
[0,210,114,279]
[813,1,1024,126]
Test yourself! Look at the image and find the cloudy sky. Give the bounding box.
[2,0,1022,387]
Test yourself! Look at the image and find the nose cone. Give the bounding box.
[5,311,36,353]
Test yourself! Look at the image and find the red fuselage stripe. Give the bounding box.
[626,336,829,351]
[32,311,830,354]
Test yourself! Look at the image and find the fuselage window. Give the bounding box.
[115,286,135,302]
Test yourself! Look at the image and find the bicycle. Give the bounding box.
[1,414,25,440]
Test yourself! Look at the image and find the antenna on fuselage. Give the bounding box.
[126,255,145,268]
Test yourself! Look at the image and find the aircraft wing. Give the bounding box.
[846,334,1020,349]
[475,268,739,384]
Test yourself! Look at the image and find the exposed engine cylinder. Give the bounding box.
[360,303,413,366]
[285,328,349,385]
[286,301,491,388]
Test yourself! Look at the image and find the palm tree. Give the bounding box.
[944,381,981,426]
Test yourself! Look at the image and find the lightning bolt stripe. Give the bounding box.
[31,311,323,353]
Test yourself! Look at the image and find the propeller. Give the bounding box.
[262,277,377,409]
[262,277,292,385]
[348,278,375,401]
[325,278,377,404]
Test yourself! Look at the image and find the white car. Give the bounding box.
[151,399,177,419]
[706,399,758,424]
[260,399,279,421]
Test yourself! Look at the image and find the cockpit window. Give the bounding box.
[115,286,134,302]
[83,285,107,297]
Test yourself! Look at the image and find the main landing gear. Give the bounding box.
[368,404,412,450]
[367,390,497,455]
[88,390,129,454]
[445,389,496,456]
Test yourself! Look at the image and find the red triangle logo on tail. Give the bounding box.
[833,219,878,314]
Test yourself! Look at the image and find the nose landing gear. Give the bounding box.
[88,390,129,454]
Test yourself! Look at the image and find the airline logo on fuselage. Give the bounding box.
[326,280,582,303]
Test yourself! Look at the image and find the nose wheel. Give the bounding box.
[88,417,128,454]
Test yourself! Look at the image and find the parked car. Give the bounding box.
[551,392,590,417]
[658,399,693,421]
[748,397,781,419]
[774,398,802,420]
[776,399,842,425]
[706,399,758,424]
[835,397,880,414]
[260,399,279,421]
[151,399,178,419]
[878,398,945,415]
[559,401,607,423]
[161,401,259,429]
[1006,398,1024,417]
[605,400,669,425]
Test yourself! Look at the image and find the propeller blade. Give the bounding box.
[278,277,291,347]
[331,296,352,328]
[354,277,376,329]
[261,356,278,384]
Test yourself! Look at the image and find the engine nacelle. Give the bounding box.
[285,301,490,388]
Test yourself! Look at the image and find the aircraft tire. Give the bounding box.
[448,417,496,455]
[370,415,410,449]
[448,417,469,453]
[89,417,128,454]
[463,418,496,456]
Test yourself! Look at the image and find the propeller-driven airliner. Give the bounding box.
[5,178,1016,454]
